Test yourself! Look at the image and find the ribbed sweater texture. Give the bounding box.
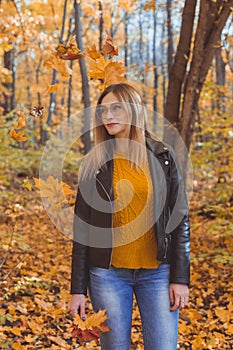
[111,153,160,269]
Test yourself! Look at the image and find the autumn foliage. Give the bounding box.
[1,0,233,349]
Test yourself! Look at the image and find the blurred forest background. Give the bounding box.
[0,0,233,349]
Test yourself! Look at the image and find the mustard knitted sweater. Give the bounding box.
[111,153,160,269]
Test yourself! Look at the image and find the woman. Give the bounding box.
[69,83,190,350]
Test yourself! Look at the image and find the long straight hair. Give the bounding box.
[79,83,150,180]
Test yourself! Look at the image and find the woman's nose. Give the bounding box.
[105,108,114,119]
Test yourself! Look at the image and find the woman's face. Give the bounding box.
[98,92,131,138]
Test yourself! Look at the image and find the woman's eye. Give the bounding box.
[112,105,121,111]
[97,106,107,115]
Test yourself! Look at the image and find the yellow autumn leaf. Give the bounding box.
[86,44,101,60]
[15,111,26,129]
[186,308,202,321]
[12,343,25,350]
[33,176,73,197]
[88,55,109,80]
[143,0,156,11]
[47,335,69,348]
[33,176,75,210]
[34,297,53,311]
[9,129,27,142]
[85,309,108,330]
[27,320,43,334]
[73,309,108,331]
[214,307,231,323]
[24,334,36,343]
[227,323,233,334]
[43,84,59,96]
[56,43,67,56]
[56,36,85,60]
[43,51,72,78]
[11,326,21,336]
[192,335,204,349]
[102,32,118,56]
[23,178,34,191]
[104,61,127,87]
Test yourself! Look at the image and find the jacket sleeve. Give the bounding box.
[167,152,190,285]
[71,181,91,295]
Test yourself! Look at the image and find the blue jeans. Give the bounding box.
[89,263,178,350]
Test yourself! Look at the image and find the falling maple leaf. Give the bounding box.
[15,111,26,129]
[102,31,119,56]
[23,178,34,191]
[104,61,127,87]
[70,310,109,344]
[143,0,156,11]
[88,55,109,80]
[29,106,44,118]
[9,129,27,142]
[86,44,101,60]
[43,51,72,78]
[33,176,75,210]
[56,39,85,61]
[43,84,60,96]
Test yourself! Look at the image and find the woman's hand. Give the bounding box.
[69,294,86,320]
[169,283,189,311]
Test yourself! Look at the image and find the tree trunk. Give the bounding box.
[124,11,129,73]
[67,60,73,122]
[99,0,103,51]
[179,0,232,150]
[47,0,68,127]
[167,0,174,76]
[152,2,158,130]
[2,47,16,114]
[164,0,232,173]
[138,9,144,82]
[161,22,166,116]
[179,0,208,149]
[215,47,226,114]
[74,0,91,154]
[165,0,197,127]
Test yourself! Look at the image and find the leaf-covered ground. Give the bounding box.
[0,182,233,350]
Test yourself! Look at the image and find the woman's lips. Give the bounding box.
[106,123,118,127]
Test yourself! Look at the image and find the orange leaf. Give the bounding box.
[43,51,72,78]
[88,55,109,80]
[104,62,127,87]
[192,335,204,349]
[102,32,118,56]
[33,176,75,210]
[143,0,156,11]
[56,41,85,61]
[15,111,26,129]
[71,310,109,343]
[86,44,101,60]
[24,334,36,343]
[11,326,22,336]
[12,344,25,350]
[27,320,43,334]
[85,309,108,330]
[214,307,231,323]
[9,129,27,142]
[71,326,102,343]
[43,84,59,96]
[47,335,69,348]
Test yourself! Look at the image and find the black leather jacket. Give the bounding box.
[71,137,190,295]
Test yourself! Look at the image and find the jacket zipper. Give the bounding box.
[95,176,113,265]
[163,209,168,259]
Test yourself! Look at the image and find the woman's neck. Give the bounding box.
[115,138,129,153]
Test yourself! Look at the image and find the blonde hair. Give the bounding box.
[79,83,149,180]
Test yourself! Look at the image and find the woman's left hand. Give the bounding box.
[169,283,189,311]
